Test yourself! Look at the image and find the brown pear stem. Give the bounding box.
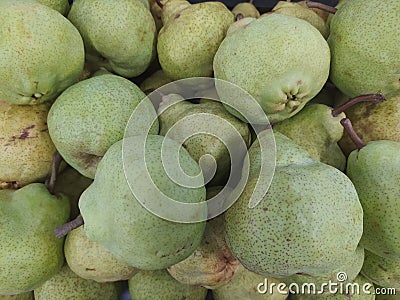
[54,215,84,238]
[155,0,163,9]
[249,0,254,4]
[332,93,385,117]
[235,13,244,21]
[340,118,366,149]
[306,1,337,14]
[46,151,62,195]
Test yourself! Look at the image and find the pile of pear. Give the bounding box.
[0,0,399,299]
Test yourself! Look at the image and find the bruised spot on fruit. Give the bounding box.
[85,268,96,271]
[290,105,299,113]
[19,125,35,140]
[378,264,388,272]
[263,207,268,211]
[175,13,180,19]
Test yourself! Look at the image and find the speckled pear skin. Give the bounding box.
[79,136,206,270]
[167,213,240,289]
[231,2,260,19]
[0,103,56,188]
[361,250,400,290]
[0,0,84,105]
[273,104,346,171]
[214,14,330,124]
[68,0,156,78]
[346,141,400,259]
[65,226,138,283]
[224,132,363,278]
[128,269,208,300]
[338,95,400,156]
[159,97,251,186]
[47,74,159,179]
[139,70,178,95]
[157,2,234,80]
[328,0,400,98]
[0,184,70,295]
[283,246,365,292]
[212,264,287,300]
[36,0,70,15]
[161,0,191,24]
[33,265,119,300]
[270,1,329,38]
[0,292,34,300]
[291,274,376,299]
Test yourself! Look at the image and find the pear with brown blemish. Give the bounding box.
[231,0,260,19]
[0,102,57,188]
[225,131,363,277]
[157,0,234,80]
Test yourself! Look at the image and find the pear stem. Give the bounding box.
[154,89,166,98]
[332,93,385,117]
[46,152,62,195]
[155,0,163,9]
[306,1,337,14]
[54,215,84,238]
[340,118,366,149]
[249,0,254,4]
[235,13,244,21]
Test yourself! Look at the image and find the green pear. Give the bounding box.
[167,212,240,289]
[129,269,207,300]
[47,74,159,179]
[65,225,137,282]
[298,1,331,21]
[53,167,93,219]
[160,0,191,24]
[0,0,84,105]
[68,0,156,78]
[346,141,400,258]
[283,246,365,293]
[0,184,70,295]
[157,1,234,80]
[291,274,375,299]
[139,69,183,96]
[273,103,346,171]
[34,265,119,300]
[0,103,56,188]
[79,135,206,269]
[36,0,70,15]
[212,264,288,300]
[328,0,400,98]
[232,2,260,19]
[158,95,251,186]
[270,1,328,38]
[338,95,400,156]
[149,0,166,31]
[0,292,33,300]
[213,14,330,124]
[224,131,363,277]
[361,250,400,290]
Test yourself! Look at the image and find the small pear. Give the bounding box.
[34,265,119,300]
[0,184,70,295]
[0,102,56,188]
[68,0,156,78]
[157,1,234,80]
[128,269,208,300]
[270,1,328,38]
[273,103,346,171]
[65,226,138,282]
[232,1,260,19]
[361,250,400,290]
[0,0,84,104]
